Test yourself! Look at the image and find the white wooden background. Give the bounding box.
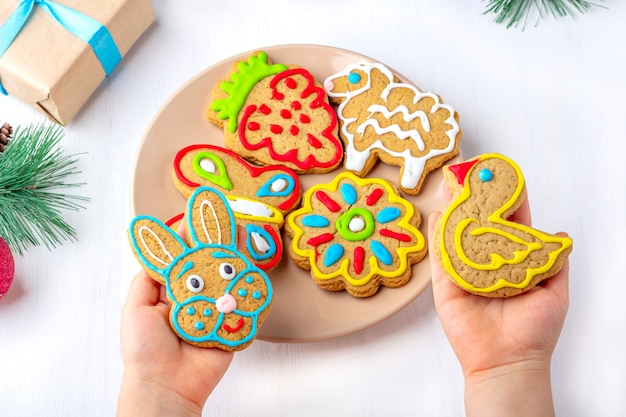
[1,1,625,416]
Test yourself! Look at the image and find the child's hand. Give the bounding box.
[117,271,233,417]
[428,192,569,417]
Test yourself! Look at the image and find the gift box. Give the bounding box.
[0,0,154,125]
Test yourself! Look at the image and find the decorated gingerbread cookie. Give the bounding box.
[128,186,273,351]
[206,51,343,174]
[324,61,461,195]
[433,153,573,298]
[285,172,427,298]
[173,144,301,271]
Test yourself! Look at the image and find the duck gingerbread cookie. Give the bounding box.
[433,153,573,298]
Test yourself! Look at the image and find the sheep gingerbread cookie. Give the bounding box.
[433,153,573,298]
[207,51,343,174]
[286,172,427,298]
[129,186,273,351]
[324,61,461,195]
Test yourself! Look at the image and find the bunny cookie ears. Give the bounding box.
[128,186,273,351]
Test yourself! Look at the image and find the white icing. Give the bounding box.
[138,225,174,267]
[200,200,221,244]
[200,158,216,173]
[228,197,274,219]
[250,232,271,253]
[349,217,365,233]
[324,61,460,190]
[270,178,287,192]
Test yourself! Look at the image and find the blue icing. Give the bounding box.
[302,214,330,228]
[324,243,345,267]
[257,173,295,197]
[252,291,261,299]
[186,306,195,315]
[203,308,212,317]
[238,288,248,297]
[348,72,361,84]
[194,322,205,330]
[376,207,401,223]
[340,183,357,205]
[479,168,493,182]
[370,240,393,265]
[245,224,277,261]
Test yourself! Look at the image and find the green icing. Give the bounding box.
[210,51,288,133]
[192,151,233,190]
[336,208,375,242]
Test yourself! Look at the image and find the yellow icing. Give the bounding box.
[439,153,573,293]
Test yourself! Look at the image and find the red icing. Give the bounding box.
[290,125,299,136]
[259,104,271,115]
[353,246,364,275]
[448,159,479,185]
[280,109,291,119]
[307,134,322,149]
[223,318,244,333]
[270,124,283,134]
[237,68,342,171]
[366,188,383,206]
[307,233,334,247]
[379,228,411,242]
[315,190,341,212]
[285,77,297,89]
[248,121,260,131]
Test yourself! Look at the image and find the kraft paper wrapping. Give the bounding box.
[0,0,154,125]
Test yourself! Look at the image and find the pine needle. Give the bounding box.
[0,123,88,255]
[483,0,601,28]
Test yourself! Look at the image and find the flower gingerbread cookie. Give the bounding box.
[129,186,273,351]
[433,153,573,298]
[285,172,427,298]
[324,61,461,195]
[207,51,343,174]
[173,144,301,271]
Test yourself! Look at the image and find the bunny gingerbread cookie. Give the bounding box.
[207,51,343,174]
[433,153,573,298]
[172,144,301,272]
[324,61,461,195]
[129,186,273,351]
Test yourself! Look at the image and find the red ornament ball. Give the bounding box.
[0,237,14,298]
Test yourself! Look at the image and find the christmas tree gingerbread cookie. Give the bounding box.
[206,51,343,174]
[324,61,462,195]
[285,172,427,298]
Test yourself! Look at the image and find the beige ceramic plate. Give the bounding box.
[129,44,460,343]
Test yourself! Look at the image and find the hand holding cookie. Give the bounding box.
[118,270,233,417]
[428,170,569,417]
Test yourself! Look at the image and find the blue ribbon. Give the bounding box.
[0,0,122,95]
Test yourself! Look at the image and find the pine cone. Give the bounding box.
[0,122,13,153]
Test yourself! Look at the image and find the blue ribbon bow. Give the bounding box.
[0,0,122,95]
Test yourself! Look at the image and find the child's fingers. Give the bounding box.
[125,270,162,309]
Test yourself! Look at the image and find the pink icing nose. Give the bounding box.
[216,293,237,314]
[324,79,334,92]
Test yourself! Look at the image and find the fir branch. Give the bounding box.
[0,123,88,255]
[483,0,601,28]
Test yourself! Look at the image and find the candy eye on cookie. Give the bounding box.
[186,274,205,293]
